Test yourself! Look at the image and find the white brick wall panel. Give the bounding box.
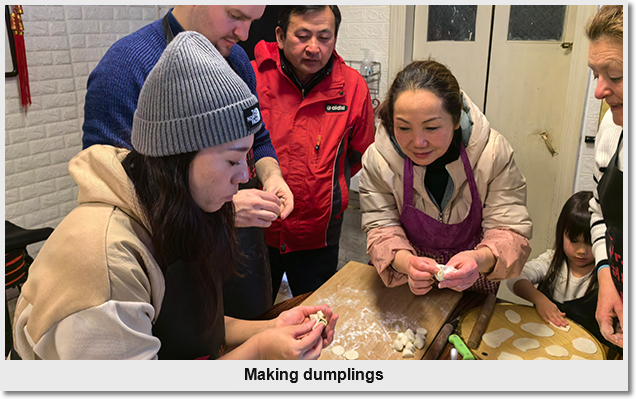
[40,188,77,208]
[5,80,19,99]
[25,6,65,22]
[6,160,15,176]
[83,6,115,21]
[49,147,80,165]
[54,175,77,191]
[73,62,89,76]
[64,6,83,20]
[34,163,69,182]
[5,98,21,115]
[5,143,31,161]
[59,201,79,218]
[67,20,100,35]
[340,6,364,21]
[9,125,47,145]
[5,170,37,191]
[28,36,70,52]
[46,119,80,138]
[24,21,49,37]
[24,207,61,228]
[31,81,58,96]
[25,109,62,127]
[49,22,68,36]
[6,188,20,205]
[57,78,76,93]
[59,106,78,120]
[86,34,118,49]
[69,34,87,49]
[25,96,43,112]
[53,51,72,65]
[75,86,88,104]
[128,20,153,33]
[142,7,159,21]
[114,7,144,20]
[345,23,388,40]
[18,180,58,200]
[38,65,74,80]
[71,48,103,63]
[64,133,82,148]
[5,114,27,130]
[42,92,77,110]
[5,198,41,220]
[364,6,390,22]
[14,153,51,174]
[100,20,130,34]
[30,137,67,155]
[8,217,27,229]
[87,61,100,73]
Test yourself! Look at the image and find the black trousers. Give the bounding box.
[269,243,339,299]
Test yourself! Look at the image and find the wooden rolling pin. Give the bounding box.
[467,293,497,349]
[423,322,454,360]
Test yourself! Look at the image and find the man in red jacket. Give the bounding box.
[251,5,375,298]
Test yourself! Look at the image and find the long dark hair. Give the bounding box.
[121,150,238,331]
[537,191,596,296]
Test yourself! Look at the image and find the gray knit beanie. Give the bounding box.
[131,31,262,157]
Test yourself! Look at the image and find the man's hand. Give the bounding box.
[262,173,294,220]
[233,189,281,228]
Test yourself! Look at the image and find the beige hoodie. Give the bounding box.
[12,145,165,359]
[359,92,532,287]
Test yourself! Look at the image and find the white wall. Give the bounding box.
[573,72,603,193]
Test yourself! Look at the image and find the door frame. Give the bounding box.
[389,4,599,247]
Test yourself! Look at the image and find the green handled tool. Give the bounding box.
[448,334,475,360]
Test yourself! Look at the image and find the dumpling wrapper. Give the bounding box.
[505,309,521,324]
[482,328,514,348]
[331,345,345,356]
[545,345,569,357]
[435,264,455,282]
[570,354,588,360]
[513,338,540,352]
[572,337,597,354]
[549,321,571,332]
[521,322,554,337]
[344,350,359,360]
[498,351,524,360]
[533,357,552,360]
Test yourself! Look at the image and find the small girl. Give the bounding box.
[507,191,605,344]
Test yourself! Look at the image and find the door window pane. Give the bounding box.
[508,5,566,41]
[427,5,478,42]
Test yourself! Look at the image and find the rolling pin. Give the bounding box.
[467,293,497,349]
[423,322,455,360]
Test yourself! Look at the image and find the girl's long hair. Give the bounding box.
[122,149,238,332]
[537,191,596,296]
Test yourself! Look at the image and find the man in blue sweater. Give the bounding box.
[82,6,294,319]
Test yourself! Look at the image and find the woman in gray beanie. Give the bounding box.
[12,31,337,360]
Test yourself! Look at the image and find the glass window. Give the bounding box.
[427,5,478,42]
[508,5,566,41]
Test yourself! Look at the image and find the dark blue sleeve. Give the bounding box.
[229,45,278,162]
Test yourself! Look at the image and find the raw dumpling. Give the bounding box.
[405,342,416,353]
[331,345,345,356]
[435,264,455,282]
[505,309,521,324]
[402,348,414,358]
[513,338,540,352]
[416,327,428,336]
[392,339,404,352]
[572,338,597,354]
[521,323,554,337]
[482,328,514,348]
[545,345,568,357]
[413,335,425,350]
[344,350,359,360]
[405,328,415,342]
[498,352,524,360]
[309,311,328,330]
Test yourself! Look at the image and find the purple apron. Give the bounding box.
[399,143,499,294]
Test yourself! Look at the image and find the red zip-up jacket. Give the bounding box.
[252,41,375,254]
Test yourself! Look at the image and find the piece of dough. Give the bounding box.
[545,345,568,357]
[416,327,428,336]
[570,354,587,360]
[392,339,404,352]
[513,338,540,352]
[532,357,551,360]
[400,334,411,346]
[435,264,455,282]
[405,342,416,353]
[549,321,571,332]
[482,328,514,348]
[498,351,523,360]
[331,345,345,356]
[520,323,554,337]
[402,348,414,358]
[405,328,415,342]
[413,335,425,350]
[504,309,521,324]
[572,338,597,354]
[344,350,359,360]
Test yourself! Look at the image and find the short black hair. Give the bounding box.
[277,6,342,37]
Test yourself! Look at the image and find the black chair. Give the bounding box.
[5,221,53,357]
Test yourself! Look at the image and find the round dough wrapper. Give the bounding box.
[331,345,345,356]
[521,322,554,337]
[570,354,588,360]
[545,345,569,357]
[549,321,571,332]
[344,350,359,360]
[482,328,514,348]
[498,351,524,360]
[513,337,540,352]
[572,337,597,354]
[532,357,552,360]
[504,309,521,324]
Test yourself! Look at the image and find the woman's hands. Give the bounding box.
[256,320,326,360]
[442,250,483,292]
[275,305,338,348]
[596,268,623,347]
[404,255,437,295]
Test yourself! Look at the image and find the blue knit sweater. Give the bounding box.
[82,11,277,162]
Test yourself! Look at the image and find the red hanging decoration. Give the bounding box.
[11,5,31,111]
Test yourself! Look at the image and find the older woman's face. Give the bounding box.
[189,135,254,213]
[588,38,623,126]
[393,90,459,166]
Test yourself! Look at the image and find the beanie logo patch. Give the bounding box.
[244,105,261,128]
[325,104,348,113]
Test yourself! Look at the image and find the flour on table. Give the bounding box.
[498,351,524,360]
[572,338,597,354]
[521,323,554,337]
[482,328,514,348]
[504,309,521,324]
[512,338,540,352]
[545,345,568,357]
